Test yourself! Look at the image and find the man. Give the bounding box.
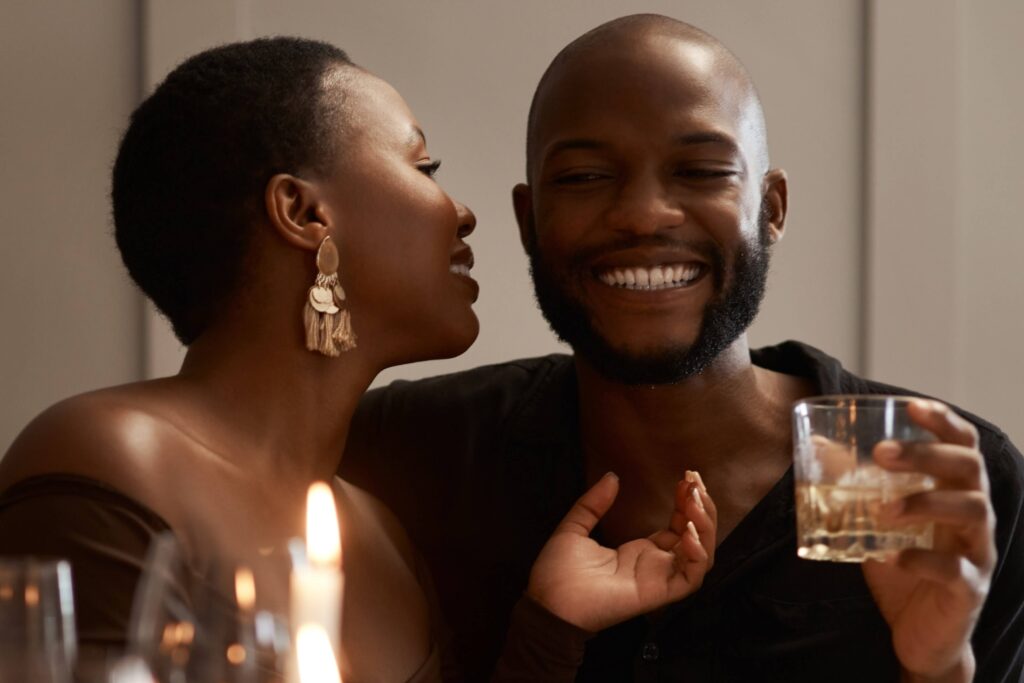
[341,14,1024,682]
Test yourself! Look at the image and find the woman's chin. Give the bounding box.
[381,317,480,369]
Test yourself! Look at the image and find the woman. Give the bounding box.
[0,38,715,681]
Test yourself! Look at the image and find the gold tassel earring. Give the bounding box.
[303,235,357,356]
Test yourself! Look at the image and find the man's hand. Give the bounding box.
[527,471,716,632]
[862,400,996,682]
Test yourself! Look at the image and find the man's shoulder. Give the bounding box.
[343,353,576,484]
[762,340,1021,471]
[359,353,573,417]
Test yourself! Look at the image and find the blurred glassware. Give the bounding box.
[127,533,291,683]
[0,557,77,683]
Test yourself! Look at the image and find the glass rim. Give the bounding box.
[792,394,924,411]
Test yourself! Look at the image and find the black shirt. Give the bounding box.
[341,341,1024,682]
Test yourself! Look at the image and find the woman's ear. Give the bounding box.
[265,173,330,250]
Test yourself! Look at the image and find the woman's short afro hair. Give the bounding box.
[112,37,353,345]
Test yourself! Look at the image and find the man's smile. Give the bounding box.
[595,262,706,291]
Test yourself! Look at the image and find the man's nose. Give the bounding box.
[455,201,476,238]
[605,173,684,235]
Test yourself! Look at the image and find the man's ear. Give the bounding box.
[265,173,330,250]
[512,183,535,254]
[762,169,788,244]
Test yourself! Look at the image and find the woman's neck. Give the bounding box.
[174,322,377,486]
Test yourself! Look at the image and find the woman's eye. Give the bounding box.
[417,159,442,179]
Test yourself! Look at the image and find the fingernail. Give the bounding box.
[686,470,708,494]
[876,441,901,461]
[604,471,619,481]
[686,520,700,542]
[691,485,705,512]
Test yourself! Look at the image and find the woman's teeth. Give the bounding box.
[449,264,472,277]
[598,264,702,290]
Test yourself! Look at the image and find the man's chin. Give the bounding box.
[575,339,703,386]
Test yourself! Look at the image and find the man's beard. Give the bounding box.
[527,211,771,386]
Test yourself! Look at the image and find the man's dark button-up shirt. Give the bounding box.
[341,341,1024,682]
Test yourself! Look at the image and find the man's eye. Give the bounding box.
[552,172,610,185]
[417,159,442,178]
[676,168,734,179]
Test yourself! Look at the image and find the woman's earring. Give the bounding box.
[303,235,356,356]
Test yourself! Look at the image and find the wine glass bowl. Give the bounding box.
[0,558,77,683]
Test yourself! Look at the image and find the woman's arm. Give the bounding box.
[0,475,173,652]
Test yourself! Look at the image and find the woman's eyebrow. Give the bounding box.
[408,126,427,149]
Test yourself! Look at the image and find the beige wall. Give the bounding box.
[958,1,1023,438]
[2,1,1021,451]
[867,0,1023,441]
[0,0,141,452]
[142,0,867,390]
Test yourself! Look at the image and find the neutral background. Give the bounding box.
[2,0,1021,453]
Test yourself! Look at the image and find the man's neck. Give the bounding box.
[573,337,812,544]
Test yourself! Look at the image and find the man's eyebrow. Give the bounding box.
[543,132,740,162]
[543,138,607,160]
[673,131,739,152]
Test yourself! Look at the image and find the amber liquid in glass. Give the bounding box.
[796,469,934,562]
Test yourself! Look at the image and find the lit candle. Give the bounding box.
[235,567,256,612]
[296,624,342,683]
[291,482,343,664]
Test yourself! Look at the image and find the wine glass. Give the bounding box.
[0,557,77,683]
[127,533,291,683]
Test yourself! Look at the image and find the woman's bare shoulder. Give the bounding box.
[0,382,182,497]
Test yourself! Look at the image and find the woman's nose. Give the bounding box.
[455,201,477,238]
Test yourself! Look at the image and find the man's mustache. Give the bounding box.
[567,234,725,274]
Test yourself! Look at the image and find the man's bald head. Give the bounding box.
[525,14,770,181]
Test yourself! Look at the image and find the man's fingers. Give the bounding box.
[908,400,979,448]
[882,490,996,568]
[886,490,992,528]
[555,472,620,536]
[892,549,989,604]
[874,442,987,491]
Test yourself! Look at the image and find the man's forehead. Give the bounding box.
[532,35,752,149]
[525,18,769,178]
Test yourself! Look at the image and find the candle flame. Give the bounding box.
[107,655,158,683]
[306,482,341,567]
[296,624,341,683]
[235,567,256,611]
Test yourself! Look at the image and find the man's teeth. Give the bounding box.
[449,264,471,277]
[598,264,702,290]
